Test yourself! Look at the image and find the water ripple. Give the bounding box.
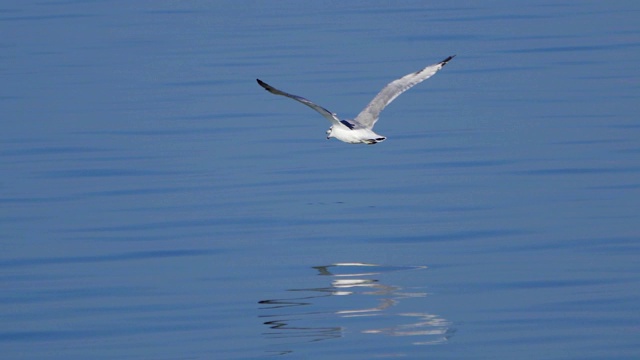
[0,249,218,269]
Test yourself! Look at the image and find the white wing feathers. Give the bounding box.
[354,55,455,129]
[256,79,342,127]
[257,55,455,134]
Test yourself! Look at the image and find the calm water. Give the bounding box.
[2,1,639,359]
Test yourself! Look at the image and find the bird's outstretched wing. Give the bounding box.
[257,79,341,126]
[354,55,455,129]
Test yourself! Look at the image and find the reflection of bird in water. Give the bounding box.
[259,294,343,343]
[258,263,453,354]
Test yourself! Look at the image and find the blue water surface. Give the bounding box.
[1,1,639,359]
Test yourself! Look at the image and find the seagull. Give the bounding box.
[257,55,455,145]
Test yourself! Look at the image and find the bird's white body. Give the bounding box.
[257,55,454,145]
[327,126,386,145]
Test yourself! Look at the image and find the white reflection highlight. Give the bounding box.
[258,263,453,355]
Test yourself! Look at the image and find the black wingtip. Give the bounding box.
[256,78,269,90]
[441,55,456,65]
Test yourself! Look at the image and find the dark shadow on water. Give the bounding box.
[258,263,454,356]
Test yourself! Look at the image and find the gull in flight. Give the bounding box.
[257,55,455,145]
